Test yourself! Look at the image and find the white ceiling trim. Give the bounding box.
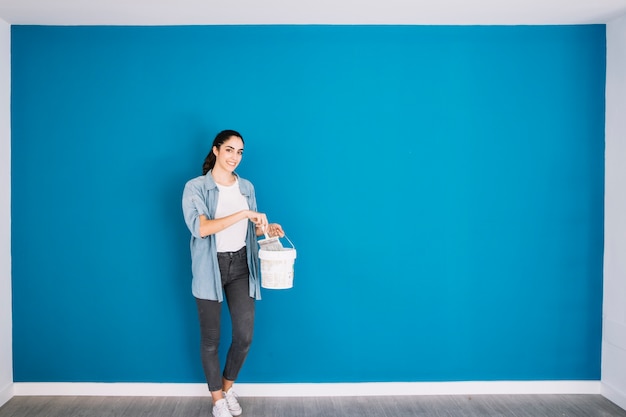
[0,0,625,25]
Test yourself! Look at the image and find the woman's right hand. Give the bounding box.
[247,210,269,230]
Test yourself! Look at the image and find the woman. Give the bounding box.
[182,129,284,417]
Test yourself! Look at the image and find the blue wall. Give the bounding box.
[11,25,605,383]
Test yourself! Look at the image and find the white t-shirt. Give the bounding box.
[214,179,249,252]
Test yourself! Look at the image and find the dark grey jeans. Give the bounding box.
[195,246,255,392]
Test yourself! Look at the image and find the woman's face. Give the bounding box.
[213,136,244,173]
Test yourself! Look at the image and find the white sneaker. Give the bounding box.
[223,388,243,416]
[212,399,233,417]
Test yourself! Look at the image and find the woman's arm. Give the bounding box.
[199,210,268,238]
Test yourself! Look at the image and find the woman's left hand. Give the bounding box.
[267,223,285,238]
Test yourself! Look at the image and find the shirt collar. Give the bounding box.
[203,170,239,190]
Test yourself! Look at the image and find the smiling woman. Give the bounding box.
[181,129,285,417]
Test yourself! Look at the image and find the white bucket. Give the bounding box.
[258,237,297,289]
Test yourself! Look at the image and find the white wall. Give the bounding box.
[602,13,626,412]
[0,17,13,408]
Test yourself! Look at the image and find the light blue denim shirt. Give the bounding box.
[182,171,261,302]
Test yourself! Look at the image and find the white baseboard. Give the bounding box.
[13,381,601,398]
[0,382,13,408]
[602,382,626,411]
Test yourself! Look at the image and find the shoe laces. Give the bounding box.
[224,388,242,414]
[213,399,233,417]
[225,389,239,402]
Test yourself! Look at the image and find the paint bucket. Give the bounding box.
[258,236,297,289]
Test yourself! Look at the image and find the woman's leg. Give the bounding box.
[222,249,255,384]
[195,297,224,396]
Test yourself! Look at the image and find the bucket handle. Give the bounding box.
[280,234,295,250]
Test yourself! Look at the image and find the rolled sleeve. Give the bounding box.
[182,178,209,239]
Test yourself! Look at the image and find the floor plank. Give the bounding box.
[1,394,625,417]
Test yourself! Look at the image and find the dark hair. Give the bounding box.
[202,129,244,175]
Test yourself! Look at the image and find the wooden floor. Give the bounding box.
[1,395,625,417]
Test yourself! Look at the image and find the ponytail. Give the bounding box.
[202,151,215,175]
